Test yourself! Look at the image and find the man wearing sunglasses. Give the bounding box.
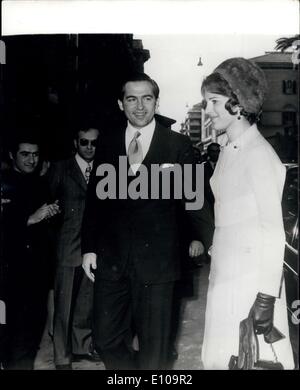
[48,125,100,370]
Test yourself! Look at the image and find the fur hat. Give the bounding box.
[213,57,268,114]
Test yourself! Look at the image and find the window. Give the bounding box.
[282,80,297,94]
[282,111,297,125]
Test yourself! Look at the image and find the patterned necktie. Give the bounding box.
[128,131,143,166]
[85,163,92,183]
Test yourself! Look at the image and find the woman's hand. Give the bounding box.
[249,292,275,336]
[249,292,285,344]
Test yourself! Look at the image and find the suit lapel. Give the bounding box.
[68,157,87,192]
[118,128,127,157]
[142,123,167,167]
[129,123,170,203]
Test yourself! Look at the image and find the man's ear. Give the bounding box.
[155,98,160,112]
[118,100,124,112]
[74,139,78,150]
[8,151,13,161]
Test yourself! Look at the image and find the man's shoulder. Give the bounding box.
[100,124,125,144]
[51,156,76,169]
[204,160,212,168]
[156,123,191,144]
[1,169,18,194]
[48,157,78,181]
[1,168,13,181]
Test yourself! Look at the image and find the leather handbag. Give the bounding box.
[228,317,284,370]
[229,354,284,370]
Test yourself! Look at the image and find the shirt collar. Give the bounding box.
[126,119,156,140]
[75,153,93,170]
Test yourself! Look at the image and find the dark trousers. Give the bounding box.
[93,268,174,370]
[53,265,93,366]
[3,263,48,370]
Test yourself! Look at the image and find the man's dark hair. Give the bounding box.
[9,131,41,156]
[207,142,220,153]
[118,72,160,100]
[74,126,100,140]
[72,116,101,140]
[8,116,43,156]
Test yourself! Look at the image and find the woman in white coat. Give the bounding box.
[200,57,294,370]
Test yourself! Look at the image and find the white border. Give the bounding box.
[2,0,299,36]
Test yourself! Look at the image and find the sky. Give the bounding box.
[135,33,288,131]
[2,0,299,131]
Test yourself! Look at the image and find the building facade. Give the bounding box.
[184,103,202,145]
[185,51,298,161]
[251,52,298,138]
[251,51,298,162]
[181,103,226,152]
[1,34,150,160]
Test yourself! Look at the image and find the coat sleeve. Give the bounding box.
[178,136,214,252]
[81,142,106,255]
[47,161,62,201]
[247,146,286,297]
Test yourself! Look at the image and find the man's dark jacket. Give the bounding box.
[48,157,88,267]
[82,122,213,284]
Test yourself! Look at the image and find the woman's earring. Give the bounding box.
[237,108,241,120]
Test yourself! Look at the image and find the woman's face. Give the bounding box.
[203,91,237,132]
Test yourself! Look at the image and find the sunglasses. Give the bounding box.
[79,139,97,147]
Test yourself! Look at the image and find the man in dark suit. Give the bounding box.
[48,126,100,370]
[82,73,213,370]
[1,133,60,369]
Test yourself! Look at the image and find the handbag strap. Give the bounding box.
[270,343,279,363]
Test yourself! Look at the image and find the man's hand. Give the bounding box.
[208,245,212,257]
[82,253,97,282]
[46,200,61,219]
[27,201,60,226]
[189,240,204,258]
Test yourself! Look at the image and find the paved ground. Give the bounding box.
[34,264,209,370]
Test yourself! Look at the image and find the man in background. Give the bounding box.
[48,125,100,370]
[1,132,59,369]
[204,142,220,216]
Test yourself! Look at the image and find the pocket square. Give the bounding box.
[160,163,175,169]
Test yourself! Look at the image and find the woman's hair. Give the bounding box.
[201,73,258,124]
